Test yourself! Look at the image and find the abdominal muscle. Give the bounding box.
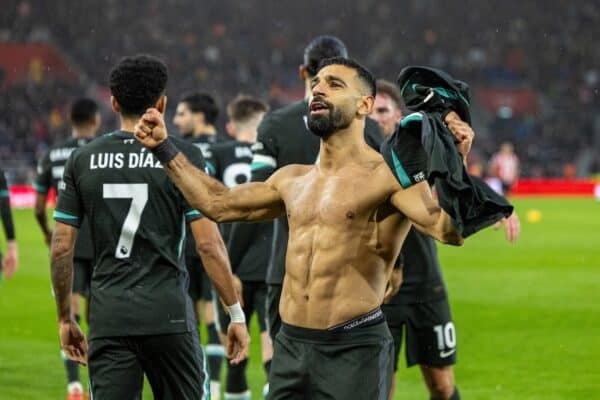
[279,222,396,329]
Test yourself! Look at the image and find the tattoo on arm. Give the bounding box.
[50,225,77,322]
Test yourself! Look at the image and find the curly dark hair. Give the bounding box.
[109,54,168,117]
[70,97,98,125]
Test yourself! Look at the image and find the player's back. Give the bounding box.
[36,137,91,193]
[37,137,95,259]
[210,140,270,279]
[55,131,205,339]
[209,140,253,188]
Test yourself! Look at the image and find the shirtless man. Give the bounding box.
[134,57,473,400]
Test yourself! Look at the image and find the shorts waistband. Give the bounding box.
[327,308,385,333]
[280,308,386,342]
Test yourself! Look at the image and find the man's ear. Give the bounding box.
[357,95,375,117]
[193,112,205,127]
[299,65,309,82]
[110,96,120,114]
[225,121,235,138]
[93,113,102,130]
[155,95,167,113]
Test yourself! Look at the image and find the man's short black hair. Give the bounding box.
[109,54,168,117]
[179,92,219,125]
[70,97,98,125]
[303,35,348,77]
[227,95,269,124]
[318,57,376,97]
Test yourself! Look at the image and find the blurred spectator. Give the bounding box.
[489,142,520,194]
[0,0,598,181]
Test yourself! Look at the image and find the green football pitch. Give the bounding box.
[0,198,599,399]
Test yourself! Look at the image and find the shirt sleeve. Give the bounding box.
[250,113,279,182]
[177,139,207,223]
[380,112,429,189]
[0,169,15,240]
[54,152,83,228]
[34,151,52,194]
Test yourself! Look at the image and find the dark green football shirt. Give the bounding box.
[251,99,383,284]
[181,133,226,264]
[0,168,15,241]
[380,113,446,305]
[35,137,94,260]
[182,133,229,177]
[209,140,270,282]
[388,228,446,305]
[54,131,205,339]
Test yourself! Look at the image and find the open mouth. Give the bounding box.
[309,100,330,115]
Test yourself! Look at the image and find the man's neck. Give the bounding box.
[318,122,366,172]
[71,128,95,140]
[234,129,256,143]
[194,125,216,137]
[119,117,138,133]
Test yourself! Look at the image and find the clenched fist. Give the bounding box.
[134,108,169,149]
[445,111,475,157]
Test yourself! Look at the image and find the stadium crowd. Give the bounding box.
[1,0,599,179]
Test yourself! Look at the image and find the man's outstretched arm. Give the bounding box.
[135,108,285,223]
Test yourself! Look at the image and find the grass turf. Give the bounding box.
[0,197,598,399]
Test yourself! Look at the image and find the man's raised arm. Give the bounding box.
[134,108,285,223]
[390,181,464,246]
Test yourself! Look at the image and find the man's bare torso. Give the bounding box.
[274,149,411,329]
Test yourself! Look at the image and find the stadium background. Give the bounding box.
[0,0,599,399]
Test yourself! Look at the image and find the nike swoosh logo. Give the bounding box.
[440,349,456,358]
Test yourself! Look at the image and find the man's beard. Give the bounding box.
[308,106,352,138]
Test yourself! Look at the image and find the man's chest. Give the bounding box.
[281,170,389,227]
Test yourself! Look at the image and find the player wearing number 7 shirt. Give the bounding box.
[49,55,249,400]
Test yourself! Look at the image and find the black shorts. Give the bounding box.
[216,281,268,333]
[186,255,213,302]
[268,320,394,400]
[382,297,457,370]
[73,258,93,298]
[88,331,208,400]
[266,283,282,342]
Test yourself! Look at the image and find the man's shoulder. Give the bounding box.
[272,100,307,118]
[273,163,313,180]
[172,136,203,154]
[43,137,80,160]
[211,139,249,151]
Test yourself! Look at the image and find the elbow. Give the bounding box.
[50,241,72,263]
[198,194,231,223]
[195,238,226,261]
[439,231,464,246]
[209,211,228,224]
